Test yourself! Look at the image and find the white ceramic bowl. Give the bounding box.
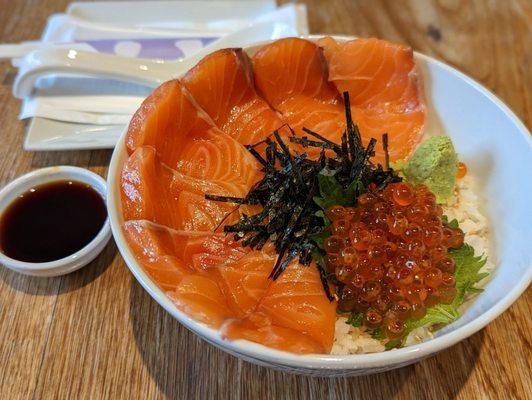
[107,36,532,376]
[0,166,111,277]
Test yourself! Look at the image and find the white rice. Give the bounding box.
[331,174,493,355]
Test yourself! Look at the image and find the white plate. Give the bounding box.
[25,118,124,151]
[107,36,532,376]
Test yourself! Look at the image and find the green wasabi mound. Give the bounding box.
[403,135,458,203]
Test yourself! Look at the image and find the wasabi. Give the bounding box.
[403,135,458,203]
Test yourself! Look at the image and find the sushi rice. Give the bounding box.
[331,174,494,355]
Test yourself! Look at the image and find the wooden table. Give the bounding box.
[0,1,530,398]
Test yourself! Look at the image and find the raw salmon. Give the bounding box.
[125,219,247,327]
[168,272,234,328]
[172,230,248,272]
[121,146,248,231]
[125,79,262,189]
[217,248,275,316]
[173,127,262,191]
[123,220,247,273]
[256,261,336,352]
[126,80,212,168]
[221,312,325,354]
[123,220,191,291]
[182,48,284,146]
[319,36,425,161]
[222,261,336,353]
[252,37,346,156]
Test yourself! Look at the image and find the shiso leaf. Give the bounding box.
[450,244,489,294]
[313,172,363,211]
[308,228,330,249]
[309,210,331,246]
[314,210,330,226]
[404,304,459,333]
[318,169,342,194]
[442,215,460,229]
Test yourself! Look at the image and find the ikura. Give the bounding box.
[326,182,464,339]
[456,162,467,179]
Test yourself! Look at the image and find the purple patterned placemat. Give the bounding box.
[82,37,219,60]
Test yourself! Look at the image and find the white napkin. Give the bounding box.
[19,77,149,124]
[18,2,308,125]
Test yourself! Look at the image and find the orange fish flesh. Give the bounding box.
[182,48,285,146]
[319,36,425,162]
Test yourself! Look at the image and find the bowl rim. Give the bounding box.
[0,166,111,276]
[107,35,532,369]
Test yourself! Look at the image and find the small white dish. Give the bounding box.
[0,166,111,277]
[107,36,532,376]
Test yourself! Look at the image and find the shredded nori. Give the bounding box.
[205,92,400,300]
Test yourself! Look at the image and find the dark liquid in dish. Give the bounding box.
[0,180,107,263]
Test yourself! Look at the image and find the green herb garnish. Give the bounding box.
[346,312,364,327]
[313,172,364,211]
[441,214,460,229]
[370,327,385,339]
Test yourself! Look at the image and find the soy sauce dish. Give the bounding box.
[0,166,110,276]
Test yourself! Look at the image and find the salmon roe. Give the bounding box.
[325,182,464,338]
[456,162,467,179]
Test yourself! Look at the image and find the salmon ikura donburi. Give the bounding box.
[121,37,491,354]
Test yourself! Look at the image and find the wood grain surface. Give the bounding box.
[0,0,530,399]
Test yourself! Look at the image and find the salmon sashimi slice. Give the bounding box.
[182,48,284,146]
[125,79,262,188]
[252,38,346,156]
[256,261,336,353]
[123,220,191,291]
[167,271,234,328]
[123,220,247,274]
[252,38,339,106]
[222,261,336,353]
[172,230,248,272]
[174,128,262,191]
[276,96,345,156]
[121,146,250,231]
[125,80,214,168]
[351,107,424,162]
[216,249,276,316]
[221,312,324,354]
[319,37,422,109]
[319,36,425,162]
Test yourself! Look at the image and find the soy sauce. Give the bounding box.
[0,180,107,263]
